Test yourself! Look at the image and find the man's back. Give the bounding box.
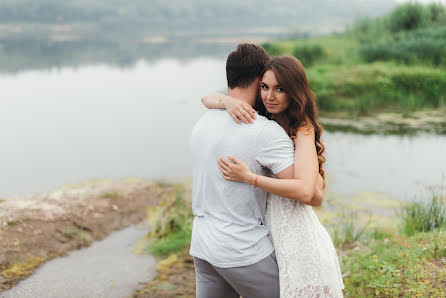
[189,109,294,268]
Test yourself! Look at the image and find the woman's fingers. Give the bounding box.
[239,109,253,124]
[227,155,240,164]
[219,157,233,168]
[243,104,256,120]
[218,160,231,172]
[219,164,230,176]
[231,113,242,125]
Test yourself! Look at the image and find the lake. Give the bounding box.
[1,58,445,201]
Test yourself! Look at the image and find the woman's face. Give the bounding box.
[260,70,291,114]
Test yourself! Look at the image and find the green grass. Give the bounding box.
[146,186,193,257]
[332,211,371,248]
[400,196,446,236]
[101,191,121,199]
[150,227,192,257]
[308,62,446,114]
[341,228,446,297]
[334,196,446,296]
[143,182,446,296]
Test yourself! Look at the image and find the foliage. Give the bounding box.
[292,44,325,67]
[359,26,446,66]
[261,42,286,57]
[388,2,432,32]
[341,228,446,297]
[427,2,446,23]
[308,62,446,114]
[400,196,446,236]
[146,187,193,257]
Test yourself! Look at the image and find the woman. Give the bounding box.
[202,55,344,297]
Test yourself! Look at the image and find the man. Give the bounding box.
[189,44,322,298]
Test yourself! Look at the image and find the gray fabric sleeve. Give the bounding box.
[256,121,295,174]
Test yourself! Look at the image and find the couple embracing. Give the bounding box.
[189,44,344,298]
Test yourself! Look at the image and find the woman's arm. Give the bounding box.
[218,127,323,205]
[201,93,256,124]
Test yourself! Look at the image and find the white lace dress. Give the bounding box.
[265,193,344,298]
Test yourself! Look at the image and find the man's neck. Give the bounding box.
[227,82,258,107]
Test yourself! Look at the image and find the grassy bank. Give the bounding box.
[135,183,446,297]
[261,3,446,115]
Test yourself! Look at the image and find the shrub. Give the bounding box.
[308,63,446,113]
[292,44,325,66]
[427,3,446,23]
[359,25,446,66]
[388,3,431,32]
[261,42,285,57]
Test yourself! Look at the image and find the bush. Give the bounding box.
[427,3,446,23]
[308,63,446,113]
[388,3,431,32]
[292,44,325,66]
[359,25,446,66]
[261,42,285,57]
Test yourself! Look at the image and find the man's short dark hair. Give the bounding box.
[226,44,270,89]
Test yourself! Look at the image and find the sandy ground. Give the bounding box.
[0,178,174,294]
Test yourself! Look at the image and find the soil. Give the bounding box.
[0,179,175,294]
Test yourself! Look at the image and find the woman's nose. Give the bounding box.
[266,90,274,100]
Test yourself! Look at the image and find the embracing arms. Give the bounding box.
[203,92,324,206]
[219,127,323,206]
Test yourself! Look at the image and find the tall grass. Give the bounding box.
[146,187,193,257]
[332,211,370,248]
[400,196,446,236]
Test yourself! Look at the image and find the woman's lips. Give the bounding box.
[265,103,277,109]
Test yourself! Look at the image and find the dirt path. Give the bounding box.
[0,178,174,294]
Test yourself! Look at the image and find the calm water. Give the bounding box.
[1,58,445,201]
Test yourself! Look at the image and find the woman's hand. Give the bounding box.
[218,156,256,184]
[222,96,256,124]
[201,92,256,124]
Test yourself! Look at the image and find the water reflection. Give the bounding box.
[0,59,224,197]
[0,58,444,202]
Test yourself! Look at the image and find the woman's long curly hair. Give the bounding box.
[254,55,326,181]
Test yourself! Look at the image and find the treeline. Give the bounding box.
[0,0,395,27]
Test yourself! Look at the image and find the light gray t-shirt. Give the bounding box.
[189,109,294,268]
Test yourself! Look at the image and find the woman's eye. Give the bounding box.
[261,85,268,90]
[276,87,284,92]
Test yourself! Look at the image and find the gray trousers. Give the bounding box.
[193,252,280,298]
